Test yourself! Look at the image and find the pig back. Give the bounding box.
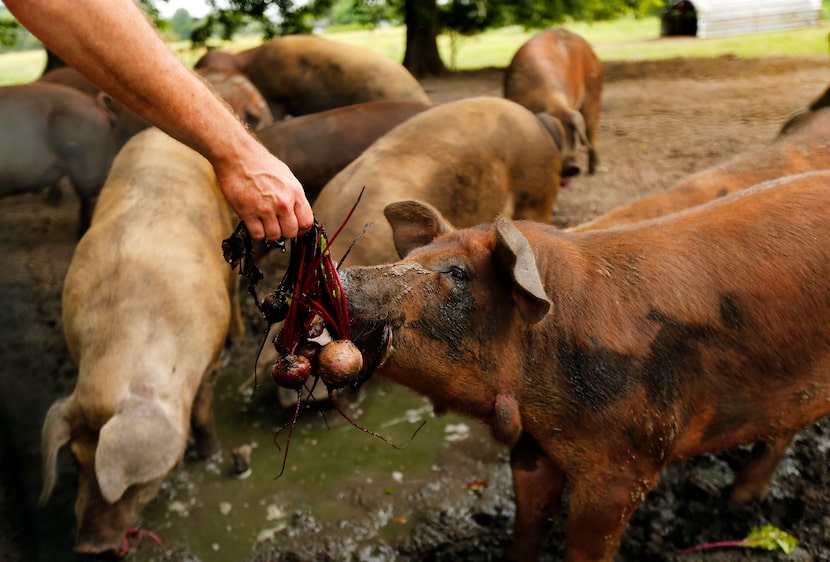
[243,35,430,117]
[63,128,235,394]
[313,96,561,268]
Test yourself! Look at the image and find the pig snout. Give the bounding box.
[340,263,424,369]
[562,159,580,179]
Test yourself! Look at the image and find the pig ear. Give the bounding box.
[384,200,455,258]
[535,112,565,151]
[494,217,551,324]
[40,397,73,506]
[95,397,186,504]
[95,92,117,128]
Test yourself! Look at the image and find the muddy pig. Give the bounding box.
[340,170,830,562]
[504,28,603,180]
[39,128,244,556]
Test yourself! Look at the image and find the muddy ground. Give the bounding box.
[1,54,829,561]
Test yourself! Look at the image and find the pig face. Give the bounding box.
[42,393,188,556]
[342,201,550,446]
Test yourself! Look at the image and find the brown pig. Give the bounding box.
[340,169,830,562]
[40,128,244,556]
[194,47,260,72]
[242,34,431,119]
[196,66,274,131]
[313,96,563,268]
[779,82,830,137]
[257,100,432,201]
[570,106,830,232]
[504,28,603,180]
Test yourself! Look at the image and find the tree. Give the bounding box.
[169,8,202,41]
[158,0,664,76]
[401,0,445,77]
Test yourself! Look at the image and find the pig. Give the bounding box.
[0,82,117,235]
[39,128,244,556]
[570,106,830,232]
[38,66,101,97]
[779,82,830,137]
[341,169,830,562]
[194,47,259,72]
[242,34,431,119]
[262,96,563,407]
[312,96,563,268]
[504,28,603,180]
[256,100,432,201]
[196,66,274,131]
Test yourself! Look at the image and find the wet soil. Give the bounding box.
[1,54,829,562]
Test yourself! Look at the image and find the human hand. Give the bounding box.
[213,140,314,241]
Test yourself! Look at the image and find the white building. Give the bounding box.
[661,0,823,39]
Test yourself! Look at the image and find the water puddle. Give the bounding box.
[130,346,480,562]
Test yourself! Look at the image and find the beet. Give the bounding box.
[271,354,311,390]
[317,340,364,389]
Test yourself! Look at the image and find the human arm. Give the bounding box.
[5,0,313,240]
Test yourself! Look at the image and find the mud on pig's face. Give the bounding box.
[340,206,551,406]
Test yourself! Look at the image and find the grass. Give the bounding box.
[1,14,828,85]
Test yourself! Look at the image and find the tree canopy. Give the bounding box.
[0,0,667,75]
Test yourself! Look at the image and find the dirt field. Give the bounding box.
[1,54,829,561]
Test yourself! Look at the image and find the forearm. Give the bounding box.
[7,0,314,240]
[7,0,250,165]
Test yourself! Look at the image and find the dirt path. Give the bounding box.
[1,54,829,562]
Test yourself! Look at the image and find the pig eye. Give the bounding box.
[447,265,468,281]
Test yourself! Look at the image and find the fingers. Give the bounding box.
[245,206,305,242]
[295,199,315,235]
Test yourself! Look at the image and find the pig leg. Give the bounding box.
[226,277,246,344]
[729,433,795,503]
[505,435,565,561]
[562,464,661,562]
[190,359,221,458]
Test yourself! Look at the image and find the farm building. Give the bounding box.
[661,0,822,38]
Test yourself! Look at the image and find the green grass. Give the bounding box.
[2,14,828,85]
[0,49,46,85]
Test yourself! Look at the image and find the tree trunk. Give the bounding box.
[402,0,447,78]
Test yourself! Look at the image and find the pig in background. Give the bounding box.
[242,34,431,119]
[342,170,830,561]
[312,96,564,268]
[195,66,273,131]
[504,28,603,182]
[0,82,118,236]
[3,65,270,240]
[39,128,244,556]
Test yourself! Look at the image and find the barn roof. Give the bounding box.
[663,0,822,38]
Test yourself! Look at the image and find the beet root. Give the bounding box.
[271,354,311,390]
[317,340,364,390]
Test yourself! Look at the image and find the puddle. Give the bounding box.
[130,349,481,562]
